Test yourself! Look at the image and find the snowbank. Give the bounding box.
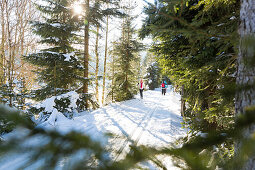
[30,91,81,124]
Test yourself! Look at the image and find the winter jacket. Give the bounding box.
[161,83,166,89]
[139,81,144,89]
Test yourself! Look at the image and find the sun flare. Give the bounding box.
[73,3,83,15]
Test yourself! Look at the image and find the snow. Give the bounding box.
[50,23,61,28]
[217,23,224,27]
[210,37,220,40]
[44,51,58,55]
[13,78,19,84]
[37,109,81,134]
[63,52,75,61]
[197,132,208,138]
[46,37,60,42]
[0,89,187,169]
[56,91,79,111]
[39,51,78,62]
[44,109,66,126]
[37,96,55,112]
[230,16,236,20]
[34,91,79,113]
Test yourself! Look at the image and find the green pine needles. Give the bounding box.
[139,0,240,165]
[24,0,83,101]
[108,15,143,102]
[140,0,239,132]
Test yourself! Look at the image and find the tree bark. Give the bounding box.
[236,0,255,169]
[102,14,108,105]
[111,54,115,102]
[0,0,5,86]
[0,0,36,106]
[54,60,57,96]
[83,0,90,109]
[95,25,99,102]
[181,85,186,117]
[5,0,13,107]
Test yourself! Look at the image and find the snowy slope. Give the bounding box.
[0,88,187,169]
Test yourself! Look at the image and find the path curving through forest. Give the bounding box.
[74,88,187,169]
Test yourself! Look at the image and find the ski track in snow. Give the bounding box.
[0,88,187,170]
[88,89,185,146]
[76,88,187,169]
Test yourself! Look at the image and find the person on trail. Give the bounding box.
[161,81,166,95]
[164,81,168,92]
[138,79,144,99]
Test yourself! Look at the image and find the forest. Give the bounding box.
[1,0,255,169]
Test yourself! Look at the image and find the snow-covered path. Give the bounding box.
[77,89,186,147]
[0,88,187,169]
[74,88,187,168]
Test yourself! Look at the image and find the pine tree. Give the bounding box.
[144,62,161,90]
[0,1,4,87]
[95,24,100,102]
[140,0,239,132]
[82,0,90,109]
[102,13,109,105]
[73,0,123,107]
[24,0,83,101]
[0,77,28,110]
[108,14,143,102]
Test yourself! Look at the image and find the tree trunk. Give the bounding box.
[95,25,99,102]
[54,60,57,96]
[180,85,186,117]
[0,0,36,106]
[236,0,255,169]
[0,1,5,86]
[111,54,115,102]
[83,0,90,109]
[5,0,13,107]
[102,14,108,105]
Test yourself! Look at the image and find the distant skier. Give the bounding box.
[161,81,166,95]
[138,79,144,99]
[164,81,168,91]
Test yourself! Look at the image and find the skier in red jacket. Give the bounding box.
[138,79,144,99]
[161,81,166,95]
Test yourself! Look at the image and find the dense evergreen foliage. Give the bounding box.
[2,0,255,169]
[140,0,239,132]
[144,62,161,90]
[24,0,83,101]
[0,105,35,134]
[0,78,28,109]
[138,0,241,165]
[108,15,143,102]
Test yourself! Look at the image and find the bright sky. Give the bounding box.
[107,0,154,42]
[36,0,154,57]
[103,0,154,65]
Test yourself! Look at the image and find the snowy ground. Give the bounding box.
[0,88,187,169]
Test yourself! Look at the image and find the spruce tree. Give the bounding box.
[139,0,239,162]
[24,0,83,101]
[140,0,239,132]
[108,15,143,102]
[0,72,29,110]
[144,62,161,90]
[73,0,123,107]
